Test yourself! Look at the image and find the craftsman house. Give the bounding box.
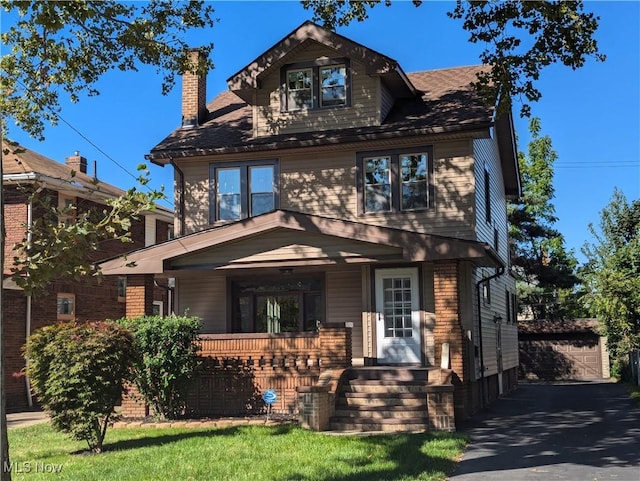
[101,21,521,429]
[2,141,173,412]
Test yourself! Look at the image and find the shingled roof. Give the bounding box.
[147,65,494,161]
[2,140,127,199]
[518,319,601,335]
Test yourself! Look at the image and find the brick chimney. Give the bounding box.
[65,151,87,174]
[182,48,208,128]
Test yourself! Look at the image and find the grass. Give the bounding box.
[624,381,640,407]
[7,423,467,481]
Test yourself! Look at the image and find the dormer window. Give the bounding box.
[287,69,313,110]
[320,65,347,107]
[282,59,350,112]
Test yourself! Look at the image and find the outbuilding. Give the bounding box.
[519,319,610,381]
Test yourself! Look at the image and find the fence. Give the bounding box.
[630,350,640,386]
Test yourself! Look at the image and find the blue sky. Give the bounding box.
[4,1,639,264]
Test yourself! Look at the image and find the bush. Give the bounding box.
[119,315,201,419]
[24,321,133,453]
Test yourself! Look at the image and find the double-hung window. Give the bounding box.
[210,161,278,223]
[358,147,434,214]
[282,59,349,111]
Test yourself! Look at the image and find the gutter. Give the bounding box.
[475,266,505,410]
[25,197,36,408]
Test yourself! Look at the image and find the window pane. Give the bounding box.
[250,166,274,216]
[217,168,241,220]
[57,295,75,316]
[401,154,428,210]
[256,295,299,333]
[364,157,391,212]
[304,293,322,331]
[287,69,312,110]
[321,65,346,106]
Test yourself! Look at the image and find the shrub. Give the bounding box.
[119,315,201,419]
[24,321,134,453]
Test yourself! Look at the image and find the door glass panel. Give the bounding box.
[382,276,413,338]
[255,295,299,333]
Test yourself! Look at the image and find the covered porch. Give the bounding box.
[101,210,502,421]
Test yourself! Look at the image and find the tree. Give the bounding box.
[1,2,216,477]
[508,118,579,320]
[581,190,640,376]
[1,0,215,140]
[24,321,133,453]
[301,0,605,117]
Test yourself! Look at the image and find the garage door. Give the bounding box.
[519,336,603,380]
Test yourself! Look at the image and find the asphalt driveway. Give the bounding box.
[450,381,640,481]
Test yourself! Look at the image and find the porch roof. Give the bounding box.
[99,210,503,275]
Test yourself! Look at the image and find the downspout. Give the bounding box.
[169,158,186,237]
[25,199,34,408]
[475,266,505,410]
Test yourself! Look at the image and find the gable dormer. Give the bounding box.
[227,21,420,138]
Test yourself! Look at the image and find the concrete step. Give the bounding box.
[330,418,429,433]
[344,381,428,394]
[339,392,425,407]
[346,367,432,382]
[334,407,426,419]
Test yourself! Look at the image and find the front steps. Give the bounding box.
[329,368,433,433]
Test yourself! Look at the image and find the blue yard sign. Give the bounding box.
[262,389,277,421]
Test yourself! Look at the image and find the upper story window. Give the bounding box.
[357,147,434,215]
[484,166,492,223]
[209,160,279,223]
[282,59,350,112]
[58,194,76,226]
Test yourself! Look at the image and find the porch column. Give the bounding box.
[122,274,155,418]
[433,261,467,419]
[125,274,154,318]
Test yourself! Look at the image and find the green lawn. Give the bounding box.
[7,423,467,481]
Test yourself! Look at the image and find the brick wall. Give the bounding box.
[2,184,165,412]
[433,260,469,420]
[122,325,353,418]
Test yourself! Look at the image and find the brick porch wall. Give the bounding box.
[121,324,353,418]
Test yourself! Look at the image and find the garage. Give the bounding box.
[519,319,611,381]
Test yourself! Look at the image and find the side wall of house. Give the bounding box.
[470,138,518,396]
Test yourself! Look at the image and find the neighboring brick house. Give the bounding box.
[2,141,174,412]
[101,21,521,427]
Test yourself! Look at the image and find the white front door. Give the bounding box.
[375,267,422,364]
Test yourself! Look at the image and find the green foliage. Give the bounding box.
[302,1,605,117]
[508,118,579,319]
[119,315,201,419]
[1,0,216,139]
[2,142,165,296]
[23,321,133,453]
[581,189,640,364]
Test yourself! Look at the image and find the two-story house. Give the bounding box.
[101,21,521,427]
[2,141,173,412]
